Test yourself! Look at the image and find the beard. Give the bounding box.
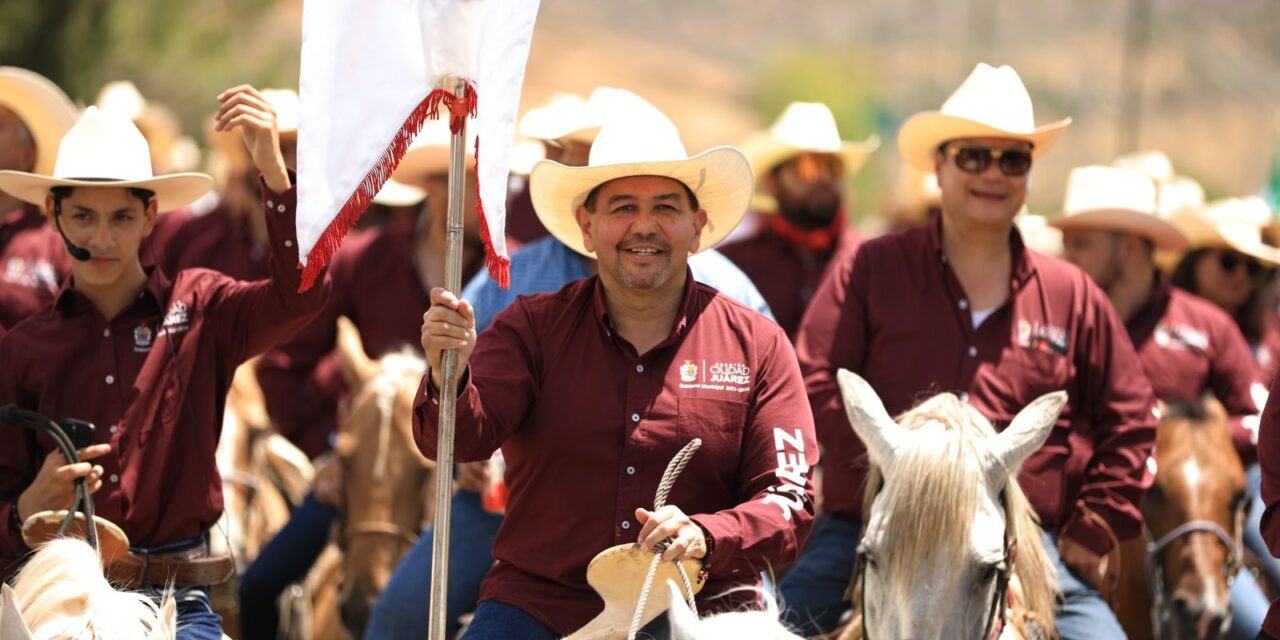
[776,185,842,230]
[612,235,676,290]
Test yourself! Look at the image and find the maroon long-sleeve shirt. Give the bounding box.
[0,180,326,570]
[795,217,1157,555]
[414,274,818,635]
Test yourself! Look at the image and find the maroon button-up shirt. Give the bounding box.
[144,203,270,283]
[1126,275,1259,463]
[719,223,861,340]
[415,275,818,634]
[796,218,1157,555]
[0,182,326,569]
[0,204,71,330]
[256,224,477,458]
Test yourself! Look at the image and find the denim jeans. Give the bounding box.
[366,490,505,638]
[237,492,338,640]
[139,585,224,640]
[777,515,862,636]
[461,599,673,640]
[1038,532,1127,640]
[1230,565,1268,639]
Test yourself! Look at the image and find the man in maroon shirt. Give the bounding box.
[0,68,78,330]
[720,101,878,339]
[791,64,1156,639]
[0,86,326,640]
[417,111,817,638]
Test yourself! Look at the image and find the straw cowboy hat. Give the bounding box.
[1111,149,1206,219]
[529,97,752,258]
[372,178,427,207]
[392,116,477,185]
[743,101,880,179]
[0,107,212,213]
[518,92,601,144]
[897,63,1071,172]
[1049,165,1188,251]
[1174,196,1280,267]
[0,67,79,177]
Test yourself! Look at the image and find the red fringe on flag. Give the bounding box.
[473,136,511,288]
[297,82,480,292]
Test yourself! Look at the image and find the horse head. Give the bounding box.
[838,369,1063,640]
[1142,399,1246,640]
[333,316,435,636]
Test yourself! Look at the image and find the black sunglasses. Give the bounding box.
[1217,251,1267,278]
[944,144,1034,177]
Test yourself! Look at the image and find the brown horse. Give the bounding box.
[1115,399,1247,640]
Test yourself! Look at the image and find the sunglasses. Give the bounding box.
[1216,251,1267,278]
[779,153,845,183]
[944,144,1034,177]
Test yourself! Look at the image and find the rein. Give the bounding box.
[1143,513,1243,637]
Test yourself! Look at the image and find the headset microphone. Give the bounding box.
[51,195,91,262]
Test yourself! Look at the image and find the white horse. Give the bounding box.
[664,582,802,640]
[836,369,1063,640]
[3,538,176,640]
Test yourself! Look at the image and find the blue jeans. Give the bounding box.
[778,516,861,636]
[1246,464,1280,587]
[238,493,338,640]
[139,586,223,640]
[1231,565,1269,639]
[461,599,673,640]
[366,490,505,638]
[1039,532,1126,639]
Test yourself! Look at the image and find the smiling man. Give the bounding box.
[791,64,1157,638]
[416,108,817,638]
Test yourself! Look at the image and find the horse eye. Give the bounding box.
[977,561,1004,585]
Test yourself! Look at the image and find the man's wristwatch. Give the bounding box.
[8,499,22,533]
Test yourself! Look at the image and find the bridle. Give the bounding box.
[1143,509,1243,637]
[852,491,1016,640]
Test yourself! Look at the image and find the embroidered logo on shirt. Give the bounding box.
[1016,319,1069,356]
[133,324,154,352]
[1152,323,1208,353]
[3,256,59,291]
[761,427,809,521]
[679,360,698,382]
[160,300,190,336]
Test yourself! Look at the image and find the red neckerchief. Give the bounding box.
[769,210,846,253]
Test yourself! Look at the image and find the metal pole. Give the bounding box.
[429,75,469,640]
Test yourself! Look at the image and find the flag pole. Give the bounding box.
[429,74,469,640]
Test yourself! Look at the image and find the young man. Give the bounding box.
[0,67,79,330]
[720,101,878,339]
[0,86,327,639]
[791,64,1157,638]
[417,108,817,638]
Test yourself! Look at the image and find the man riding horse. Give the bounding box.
[791,63,1158,638]
[0,86,327,639]
[417,105,818,637]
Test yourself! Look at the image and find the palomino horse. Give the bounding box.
[300,317,435,639]
[835,370,1062,640]
[3,538,176,639]
[1115,399,1247,640]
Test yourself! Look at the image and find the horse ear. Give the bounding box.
[0,584,35,640]
[336,316,378,389]
[665,580,700,639]
[837,369,904,469]
[988,390,1067,485]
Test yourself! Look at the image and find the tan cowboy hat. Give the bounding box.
[1049,165,1188,251]
[897,63,1071,172]
[1174,196,1280,267]
[0,107,212,213]
[742,101,879,179]
[518,92,601,144]
[529,99,753,258]
[260,88,299,138]
[372,178,427,207]
[21,510,131,566]
[392,116,477,185]
[0,67,79,177]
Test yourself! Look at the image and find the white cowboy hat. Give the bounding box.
[742,102,880,179]
[1112,149,1175,183]
[528,102,752,258]
[1049,165,1188,250]
[1110,150,1206,219]
[260,88,300,137]
[518,92,601,144]
[0,67,79,178]
[1016,210,1064,257]
[392,116,477,185]
[0,107,212,213]
[897,63,1072,172]
[372,178,427,207]
[1174,196,1280,267]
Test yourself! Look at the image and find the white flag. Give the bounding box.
[295,0,540,290]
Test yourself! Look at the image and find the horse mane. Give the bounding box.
[666,583,801,640]
[861,394,1058,635]
[10,539,176,640]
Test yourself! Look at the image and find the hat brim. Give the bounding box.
[1049,209,1189,251]
[1174,215,1280,267]
[897,112,1071,172]
[746,135,881,181]
[0,171,213,214]
[0,68,80,177]
[529,146,753,258]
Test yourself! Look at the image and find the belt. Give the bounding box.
[109,550,235,589]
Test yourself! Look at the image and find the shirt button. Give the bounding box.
[105,375,115,385]
[277,204,287,213]
[635,364,644,373]
[958,299,969,310]
[621,521,631,530]
[967,346,978,357]
[266,200,274,208]
[103,328,110,337]
[109,424,118,435]
[284,240,293,248]
[626,466,636,475]
[109,474,119,484]
[631,413,640,423]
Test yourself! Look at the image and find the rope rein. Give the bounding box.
[626,438,702,640]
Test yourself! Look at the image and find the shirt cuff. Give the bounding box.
[423,366,472,405]
[689,513,737,577]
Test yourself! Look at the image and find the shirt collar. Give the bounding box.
[927,214,1037,287]
[54,266,171,316]
[592,268,698,346]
